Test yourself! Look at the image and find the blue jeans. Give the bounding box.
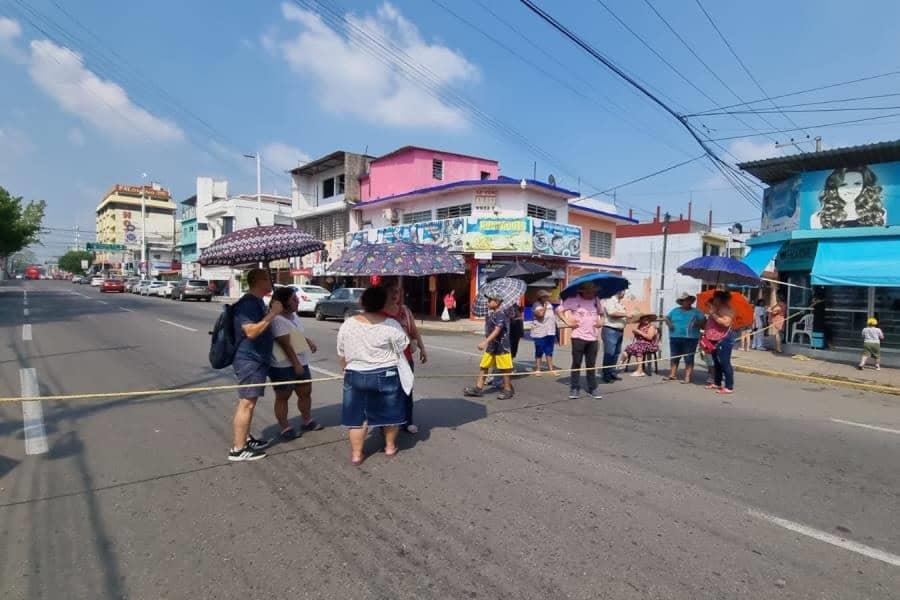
[342,367,405,428]
[601,326,624,380]
[712,334,735,390]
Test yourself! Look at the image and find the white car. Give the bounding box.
[296,285,331,313]
[156,281,175,298]
[90,276,104,287]
[143,281,164,296]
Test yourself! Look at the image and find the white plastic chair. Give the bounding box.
[789,313,813,345]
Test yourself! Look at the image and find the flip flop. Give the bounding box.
[384,446,399,457]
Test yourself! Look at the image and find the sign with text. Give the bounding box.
[86,242,126,251]
[464,218,531,252]
[532,219,581,257]
[347,217,466,251]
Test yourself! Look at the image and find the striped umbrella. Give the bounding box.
[473,277,526,317]
[198,225,324,267]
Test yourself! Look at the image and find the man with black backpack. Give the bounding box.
[228,268,282,461]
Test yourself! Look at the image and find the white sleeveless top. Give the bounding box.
[336,317,409,371]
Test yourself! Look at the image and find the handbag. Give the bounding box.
[700,323,731,354]
[386,319,414,395]
[441,306,450,321]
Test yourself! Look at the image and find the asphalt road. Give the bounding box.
[1,280,899,599]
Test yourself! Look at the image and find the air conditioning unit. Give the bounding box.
[383,208,402,224]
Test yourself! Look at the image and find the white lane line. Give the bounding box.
[20,368,49,455]
[97,300,108,305]
[428,343,481,358]
[749,509,900,567]
[158,319,198,332]
[71,292,89,298]
[23,308,29,317]
[309,365,341,378]
[830,418,900,436]
[22,324,32,341]
[119,307,134,312]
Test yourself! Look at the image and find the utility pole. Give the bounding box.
[244,152,262,222]
[140,174,148,279]
[656,212,671,320]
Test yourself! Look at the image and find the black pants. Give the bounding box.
[570,338,598,392]
[510,319,524,359]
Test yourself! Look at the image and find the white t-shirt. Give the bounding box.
[337,316,409,372]
[862,327,884,343]
[271,313,310,368]
[602,296,628,330]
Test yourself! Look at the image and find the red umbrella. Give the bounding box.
[697,290,754,329]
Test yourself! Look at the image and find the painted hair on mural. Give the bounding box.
[816,166,886,228]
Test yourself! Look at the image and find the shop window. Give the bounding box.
[589,230,612,258]
[437,204,472,220]
[402,209,432,224]
[527,204,557,222]
[322,177,335,199]
[432,159,443,180]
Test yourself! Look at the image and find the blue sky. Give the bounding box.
[3,0,900,260]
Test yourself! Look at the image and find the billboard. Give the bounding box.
[464,218,531,252]
[761,162,899,233]
[532,219,581,257]
[347,217,466,251]
[121,210,141,247]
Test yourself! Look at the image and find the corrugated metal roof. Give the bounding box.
[737,139,900,184]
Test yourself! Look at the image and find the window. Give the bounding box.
[402,209,432,224]
[198,223,208,230]
[296,212,348,241]
[436,203,472,220]
[322,177,335,198]
[527,204,557,222]
[337,174,345,195]
[480,171,490,180]
[589,230,612,258]
[222,216,234,235]
[702,242,721,257]
[432,159,443,180]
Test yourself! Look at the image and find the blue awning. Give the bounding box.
[812,237,900,286]
[742,241,783,275]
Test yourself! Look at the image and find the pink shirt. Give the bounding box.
[559,296,601,341]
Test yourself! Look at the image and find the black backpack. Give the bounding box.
[209,303,238,369]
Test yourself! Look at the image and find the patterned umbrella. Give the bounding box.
[198,226,324,267]
[473,277,526,316]
[677,256,761,287]
[327,242,465,276]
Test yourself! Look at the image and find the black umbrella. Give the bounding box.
[485,261,552,284]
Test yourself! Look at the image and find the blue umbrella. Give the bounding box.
[473,277,526,316]
[677,256,761,287]
[560,272,630,300]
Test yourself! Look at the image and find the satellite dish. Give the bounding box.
[548,174,556,186]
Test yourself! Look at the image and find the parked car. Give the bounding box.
[101,278,125,293]
[132,279,150,294]
[171,279,213,302]
[71,274,81,283]
[314,287,365,321]
[296,285,331,313]
[123,277,141,292]
[143,281,164,296]
[154,281,175,298]
[90,275,105,287]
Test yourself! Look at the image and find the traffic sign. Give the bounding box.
[86,242,127,251]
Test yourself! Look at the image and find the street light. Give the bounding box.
[243,152,262,222]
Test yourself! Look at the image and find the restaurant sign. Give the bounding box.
[347,217,466,251]
[464,218,532,252]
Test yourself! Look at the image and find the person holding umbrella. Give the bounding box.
[464,288,516,400]
[701,290,736,394]
[557,281,605,399]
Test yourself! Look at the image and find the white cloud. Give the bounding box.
[23,39,184,142]
[273,2,478,130]
[0,17,26,63]
[262,142,310,172]
[67,127,85,147]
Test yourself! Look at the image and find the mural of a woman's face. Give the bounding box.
[837,170,864,204]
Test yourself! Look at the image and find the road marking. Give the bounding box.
[428,343,481,358]
[23,308,29,317]
[71,292,89,298]
[119,307,134,312]
[22,324,32,341]
[830,418,900,436]
[97,300,108,305]
[158,319,198,332]
[309,365,341,378]
[749,509,900,567]
[20,368,48,455]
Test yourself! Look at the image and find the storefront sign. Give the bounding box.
[532,219,581,257]
[347,217,466,251]
[201,266,233,280]
[290,268,312,276]
[776,240,818,272]
[121,210,141,247]
[464,218,532,252]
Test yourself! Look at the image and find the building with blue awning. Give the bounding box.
[739,140,900,351]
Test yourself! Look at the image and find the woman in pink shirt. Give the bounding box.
[557,282,605,400]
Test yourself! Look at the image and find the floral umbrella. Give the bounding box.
[198,225,324,267]
[327,242,465,276]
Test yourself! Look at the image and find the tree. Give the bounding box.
[8,249,37,274]
[59,250,94,275]
[0,186,46,277]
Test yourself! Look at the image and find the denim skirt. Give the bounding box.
[342,366,405,428]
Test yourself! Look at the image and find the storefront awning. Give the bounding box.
[812,238,900,286]
[742,241,783,275]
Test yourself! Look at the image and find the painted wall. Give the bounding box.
[360,148,498,201]
[568,211,618,266]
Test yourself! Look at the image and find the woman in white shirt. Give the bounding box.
[269,286,323,440]
[337,286,409,466]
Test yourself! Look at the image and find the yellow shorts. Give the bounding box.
[480,352,513,370]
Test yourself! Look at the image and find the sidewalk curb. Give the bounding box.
[732,363,900,396]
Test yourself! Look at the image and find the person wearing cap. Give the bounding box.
[662,292,706,384]
[858,317,885,371]
[464,292,515,399]
[557,282,605,399]
[531,289,558,375]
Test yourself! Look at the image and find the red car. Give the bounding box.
[101,278,125,293]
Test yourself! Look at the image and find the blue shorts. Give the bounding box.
[533,335,556,358]
[342,367,406,429]
[669,337,699,367]
[269,364,311,392]
[233,355,269,399]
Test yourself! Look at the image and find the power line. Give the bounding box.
[688,91,900,116]
[574,155,706,200]
[692,0,812,137]
[707,111,900,142]
[691,104,900,116]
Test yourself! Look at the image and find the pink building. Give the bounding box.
[360,146,498,202]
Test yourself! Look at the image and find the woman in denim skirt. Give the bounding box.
[336,286,409,466]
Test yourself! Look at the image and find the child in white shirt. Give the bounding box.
[858,318,885,371]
